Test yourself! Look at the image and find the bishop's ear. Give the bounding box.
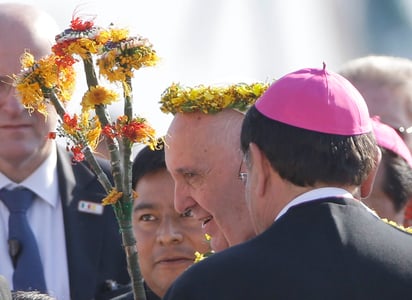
[249,142,272,197]
[360,145,382,199]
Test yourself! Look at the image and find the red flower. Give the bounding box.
[52,43,78,67]
[48,132,57,139]
[71,145,85,162]
[121,122,147,142]
[102,124,117,139]
[70,17,94,31]
[63,113,79,129]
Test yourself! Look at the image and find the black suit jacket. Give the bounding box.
[164,197,412,300]
[56,147,130,300]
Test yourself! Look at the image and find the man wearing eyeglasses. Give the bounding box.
[339,55,412,227]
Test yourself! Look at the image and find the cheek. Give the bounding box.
[132,221,155,257]
[196,175,234,206]
[34,112,56,136]
[133,227,154,276]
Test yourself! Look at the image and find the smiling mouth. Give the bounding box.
[201,216,213,228]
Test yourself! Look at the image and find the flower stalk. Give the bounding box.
[81,48,145,300]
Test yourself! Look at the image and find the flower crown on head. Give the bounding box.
[159,81,271,115]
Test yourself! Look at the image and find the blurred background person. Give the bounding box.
[339,55,412,150]
[365,117,412,225]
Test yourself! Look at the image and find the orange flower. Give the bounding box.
[102,189,123,206]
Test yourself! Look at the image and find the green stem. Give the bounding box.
[47,90,112,192]
[81,57,146,300]
[118,218,145,300]
[82,55,99,88]
[94,105,123,192]
[83,146,112,193]
[122,77,133,213]
[121,76,146,300]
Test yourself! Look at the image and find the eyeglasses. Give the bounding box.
[395,125,412,138]
[237,158,248,184]
[0,77,14,98]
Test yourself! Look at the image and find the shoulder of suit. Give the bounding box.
[381,218,412,234]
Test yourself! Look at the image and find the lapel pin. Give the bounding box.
[78,200,104,215]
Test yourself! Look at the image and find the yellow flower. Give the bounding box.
[193,233,214,263]
[160,81,271,115]
[14,52,76,118]
[81,86,119,112]
[83,114,102,150]
[20,51,35,68]
[108,28,130,42]
[194,251,206,263]
[97,35,159,83]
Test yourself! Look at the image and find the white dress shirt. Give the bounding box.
[0,143,70,300]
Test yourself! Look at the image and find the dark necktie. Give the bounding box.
[0,188,47,293]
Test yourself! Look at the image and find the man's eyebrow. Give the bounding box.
[133,202,156,212]
[175,167,197,174]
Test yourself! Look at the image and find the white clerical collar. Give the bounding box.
[275,187,353,221]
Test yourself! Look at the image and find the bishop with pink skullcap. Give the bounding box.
[255,63,372,135]
[371,116,412,169]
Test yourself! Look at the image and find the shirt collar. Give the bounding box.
[0,143,59,207]
[275,187,354,221]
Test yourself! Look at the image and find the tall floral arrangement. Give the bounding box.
[13,15,159,300]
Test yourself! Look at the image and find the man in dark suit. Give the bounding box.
[163,66,412,300]
[0,3,129,300]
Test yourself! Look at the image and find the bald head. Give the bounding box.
[167,109,245,152]
[0,3,59,73]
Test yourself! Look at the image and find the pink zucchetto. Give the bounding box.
[255,64,372,135]
[371,116,412,169]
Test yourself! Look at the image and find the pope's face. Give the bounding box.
[165,111,255,251]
